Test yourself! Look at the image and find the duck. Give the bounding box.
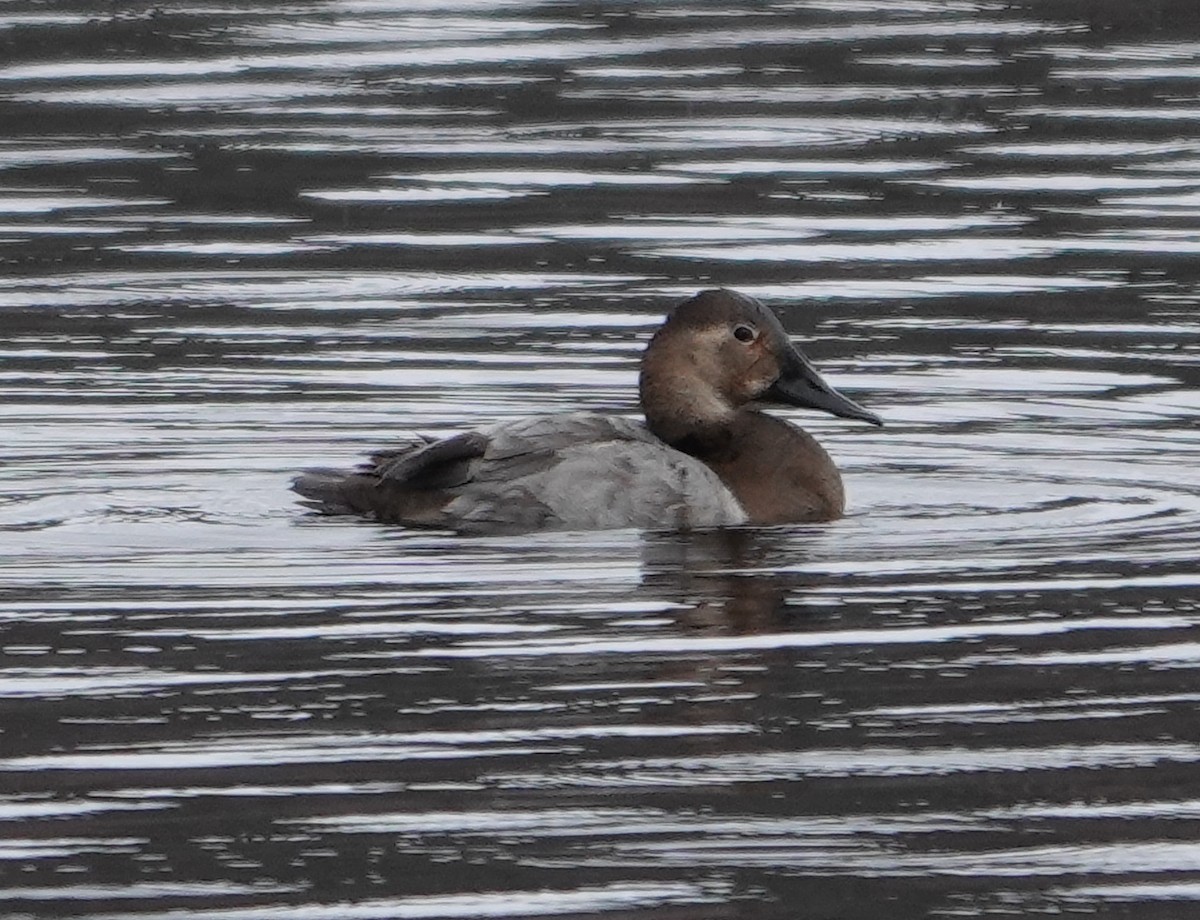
[292,288,881,533]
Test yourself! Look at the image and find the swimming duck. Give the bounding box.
[292,288,881,533]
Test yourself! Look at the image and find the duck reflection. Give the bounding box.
[639,527,823,634]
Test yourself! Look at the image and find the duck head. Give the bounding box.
[639,289,881,447]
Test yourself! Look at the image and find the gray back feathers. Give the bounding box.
[294,413,746,533]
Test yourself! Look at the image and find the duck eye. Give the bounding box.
[733,324,757,343]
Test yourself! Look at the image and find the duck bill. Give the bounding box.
[766,349,883,426]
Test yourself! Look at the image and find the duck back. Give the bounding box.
[292,413,746,534]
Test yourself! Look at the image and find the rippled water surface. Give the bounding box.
[3,2,1200,917]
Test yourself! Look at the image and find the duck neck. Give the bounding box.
[643,390,846,523]
[639,361,737,457]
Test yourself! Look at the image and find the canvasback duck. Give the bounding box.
[292,288,881,532]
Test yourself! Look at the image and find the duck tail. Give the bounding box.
[291,469,358,515]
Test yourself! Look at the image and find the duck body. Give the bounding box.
[293,289,881,533]
[295,413,748,533]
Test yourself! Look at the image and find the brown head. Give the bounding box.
[639,289,881,451]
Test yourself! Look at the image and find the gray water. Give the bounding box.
[3,1,1200,917]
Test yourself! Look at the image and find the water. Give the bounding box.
[2,1,1200,917]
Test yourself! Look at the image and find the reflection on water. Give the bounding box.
[3,1,1200,918]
